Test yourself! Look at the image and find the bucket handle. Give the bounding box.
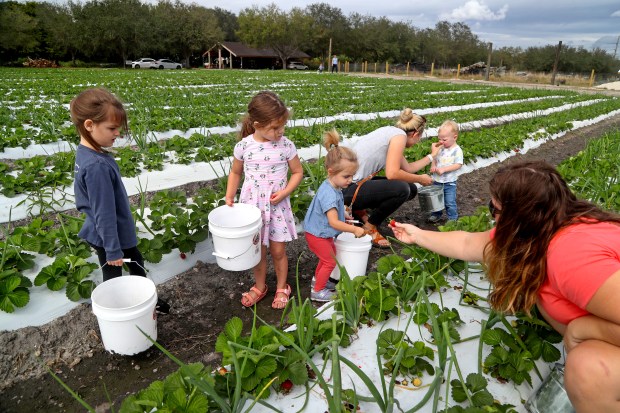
[102,259,147,274]
[208,224,260,261]
[212,242,257,261]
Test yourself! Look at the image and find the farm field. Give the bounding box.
[1,68,620,412]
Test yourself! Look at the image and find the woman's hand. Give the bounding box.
[417,173,433,186]
[389,221,419,244]
[431,142,442,157]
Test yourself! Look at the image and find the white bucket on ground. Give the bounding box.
[208,203,262,271]
[329,232,372,280]
[91,276,157,355]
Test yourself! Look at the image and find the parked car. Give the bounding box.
[156,59,183,70]
[131,58,157,69]
[287,61,308,70]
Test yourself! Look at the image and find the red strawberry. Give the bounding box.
[280,379,293,393]
[389,219,396,227]
[180,252,187,259]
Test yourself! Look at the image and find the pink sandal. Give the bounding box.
[271,284,291,309]
[241,285,268,308]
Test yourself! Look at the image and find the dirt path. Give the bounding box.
[1,108,620,413]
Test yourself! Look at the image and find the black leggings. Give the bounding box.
[342,177,417,226]
[90,244,146,282]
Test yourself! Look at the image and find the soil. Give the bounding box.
[1,84,620,412]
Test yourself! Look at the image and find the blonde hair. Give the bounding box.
[395,108,426,134]
[238,91,289,139]
[70,88,128,152]
[439,119,459,135]
[323,129,358,173]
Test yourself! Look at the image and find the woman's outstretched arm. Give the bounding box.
[390,222,490,262]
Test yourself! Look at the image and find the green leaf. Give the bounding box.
[287,360,309,385]
[166,387,189,411]
[0,276,20,294]
[65,282,81,302]
[255,356,277,379]
[450,379,467,402]
[78,280,95,299]
[466,373,488,393]
[541,341,562,362]
[471,389,494,407]
[186,392,209,413]
[376,255,404,274]
[482,328,503,345]
[4,288,30,311]
[224,316,243,340]
[47,276,67,291]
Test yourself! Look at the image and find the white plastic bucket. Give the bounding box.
[208,203,262,271]
[329,232,372,280]
[91,276,157,355]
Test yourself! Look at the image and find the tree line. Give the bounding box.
[1,0,618,74]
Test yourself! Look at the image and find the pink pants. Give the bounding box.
[305,232,336,292]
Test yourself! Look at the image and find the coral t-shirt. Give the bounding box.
[490,222,620,324]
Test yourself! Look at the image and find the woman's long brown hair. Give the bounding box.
[484,160,620,314]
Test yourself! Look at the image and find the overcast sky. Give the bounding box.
[197,0,620,54]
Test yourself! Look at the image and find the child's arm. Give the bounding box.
[271,155,303,204]
[429,159,437,174]
[435,163,462,175]
[225,158,243,206]
[326,209,366,238]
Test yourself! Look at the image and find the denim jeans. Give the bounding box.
[431,181,458,221]
[342,177,417,226]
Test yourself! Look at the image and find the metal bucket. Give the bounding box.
[525,364,575,413]
[418,185,444,214]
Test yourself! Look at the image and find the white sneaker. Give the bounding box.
[311,288,337,302]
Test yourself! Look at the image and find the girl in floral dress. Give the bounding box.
[225,91,303,309]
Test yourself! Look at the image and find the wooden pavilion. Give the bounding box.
[202,42,309,69]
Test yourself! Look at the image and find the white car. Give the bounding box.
[131,58,157,69]
[156,59,183,70]
[287,61,308,70]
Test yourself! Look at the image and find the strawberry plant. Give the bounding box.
[377,328,435,378]
[414,303,464,343]
[481,327,537,386]
[0,268,32,313]
[120,362,211,412]
[438,373,518,413]
[34,255,98,301]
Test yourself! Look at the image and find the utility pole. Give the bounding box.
[327,38,332,72]
[484,42,492,81]
[551,40,562,86]
[614,35,619,59]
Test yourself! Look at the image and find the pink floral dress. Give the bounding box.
[233,135,298,246]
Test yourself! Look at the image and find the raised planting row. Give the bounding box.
[0,68,582,151]
[0,92,617,202]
